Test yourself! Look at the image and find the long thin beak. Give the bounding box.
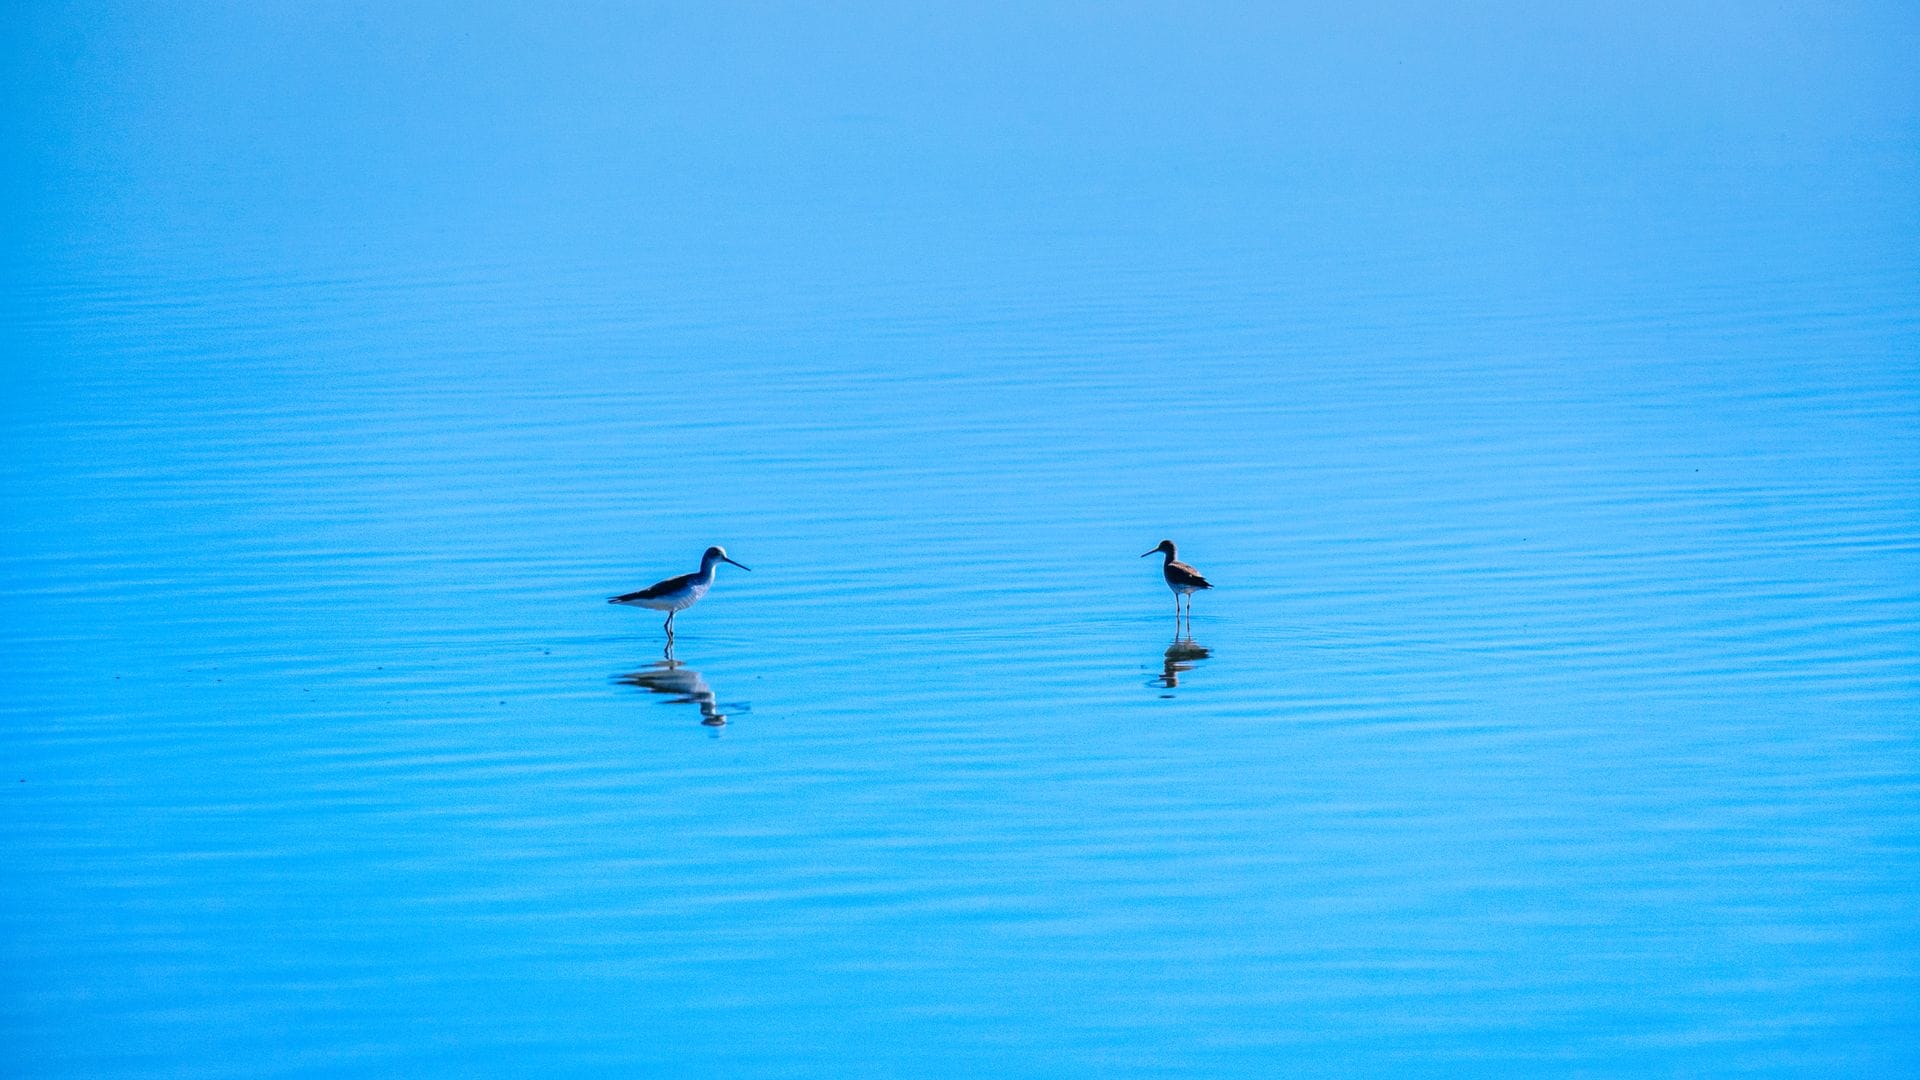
[1140,550,1156,558]
[724,557,751,571]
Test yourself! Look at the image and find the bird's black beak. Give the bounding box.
[724,557,751,571]
[1140,550,1156,558]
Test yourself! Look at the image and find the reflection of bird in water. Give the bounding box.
[1158,636,1212,689]
[609,546,751,654]
[617,659,734,726]
[1141,539,1213,630]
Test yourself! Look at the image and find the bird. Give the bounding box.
[1141,539,1212,626]
[609,546,750,652]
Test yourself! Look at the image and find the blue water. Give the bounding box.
[5,4,1919,1075]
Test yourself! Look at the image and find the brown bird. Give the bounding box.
[1141,539,1213,627]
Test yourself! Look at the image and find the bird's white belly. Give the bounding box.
[1169,582,1201,596]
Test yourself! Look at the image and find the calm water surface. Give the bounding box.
[5,5,1918,1076]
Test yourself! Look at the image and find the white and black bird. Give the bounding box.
[609,546,750,650]
[1141,539,1212,625]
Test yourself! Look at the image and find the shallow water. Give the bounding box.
[5,5,1919,1076]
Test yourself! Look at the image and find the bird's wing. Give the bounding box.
[609,573,693,603]
[1168,561,1213,589]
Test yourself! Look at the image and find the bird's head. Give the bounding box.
[703,546,751,571]
[1140,539,1177,558]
